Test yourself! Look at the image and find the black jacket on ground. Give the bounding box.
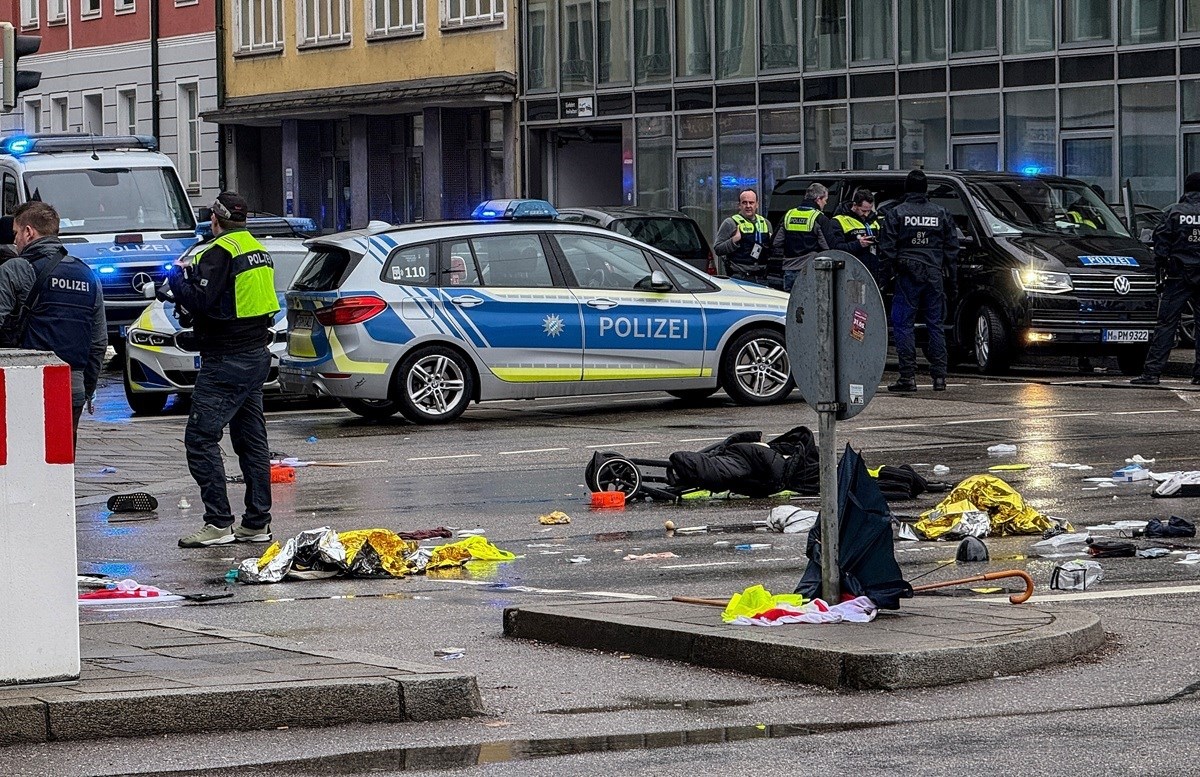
[168,231,273,356]
[667,426,820,498]
[879,193,960,284]
[1153,192,1200,279]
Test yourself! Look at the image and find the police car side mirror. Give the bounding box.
[648,270,673,292]
[1140,228,1154,244]
[141,281,156,299]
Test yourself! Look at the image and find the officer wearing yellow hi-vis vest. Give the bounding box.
[829,188,882,282]
[169,192,280,549]
[713,189,772,282]
[771,182,832,291]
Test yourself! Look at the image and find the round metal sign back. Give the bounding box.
[785,250,888,421]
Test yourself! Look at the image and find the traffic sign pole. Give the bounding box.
[813,256,842,604]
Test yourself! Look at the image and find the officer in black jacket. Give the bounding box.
[1131,172,1200,386]
[0,202,106,443]
[880,170,960,392]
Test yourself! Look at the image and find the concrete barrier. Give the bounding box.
[0,350,79,685]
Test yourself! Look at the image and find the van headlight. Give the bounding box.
[1013,269,1073,294]
[129,329,174,347]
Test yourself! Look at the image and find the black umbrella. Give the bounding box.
[794,444,913,609]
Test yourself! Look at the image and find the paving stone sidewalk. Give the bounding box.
[504,597,1105,691]
[0,620,482,746]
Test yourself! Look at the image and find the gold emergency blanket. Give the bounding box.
[913,475,1059,539]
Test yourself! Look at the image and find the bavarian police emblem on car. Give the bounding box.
[1078,255,1139,266]
[1103,329,1151,342]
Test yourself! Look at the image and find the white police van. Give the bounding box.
[0,134,198,346]
[280,199,794,424]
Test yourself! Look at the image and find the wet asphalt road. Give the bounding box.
[12,357,1200,776]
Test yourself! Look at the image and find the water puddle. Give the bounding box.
[541,698,754,715]
[161,721,883,775]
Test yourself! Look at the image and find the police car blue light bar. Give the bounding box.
[470,199,558,221]
[0,133,159,156]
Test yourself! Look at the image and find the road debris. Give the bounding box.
[766,506,817,533]
[986,444,1017,456]
[933,465,951,476]
[1050,560,1103,590]
[568,555,591,563]
[622,552,679,562]
[1137,548,1172,559]
[434,647,466,659]
[538,511,571,525]
[106,492,159,513]
[913,475,1066,540]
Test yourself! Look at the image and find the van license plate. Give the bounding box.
[1103,329,1150,343]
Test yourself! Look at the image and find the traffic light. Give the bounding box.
[2,22,42,113]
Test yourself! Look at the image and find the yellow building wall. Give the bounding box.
[225,0,518,99]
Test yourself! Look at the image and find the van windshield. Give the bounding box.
[24,167,195,235]
[970,179,1131,239]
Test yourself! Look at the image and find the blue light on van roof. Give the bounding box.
[471,199,559,221]
[2,136,35,156]
[1020,165,1043,176]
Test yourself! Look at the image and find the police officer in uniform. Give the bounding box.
[1131,172,1200,386]
[713,189,772,283]
[771,182,832,291]
[0,202,106,443]
[172,192,281,548]
[880,170,960,392]
[829,188,882,282]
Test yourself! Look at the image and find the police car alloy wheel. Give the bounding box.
[397,345,474,424]
[721,328,794,405]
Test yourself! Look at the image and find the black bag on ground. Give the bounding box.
[1086,538,1136,558]
[793,445,913,609]
[875,465,929,501]
[1142,516,1197,538]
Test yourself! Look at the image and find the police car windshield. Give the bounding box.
[24,167,195,235]
[970,179,1131,239]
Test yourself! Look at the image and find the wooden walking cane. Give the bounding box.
[671,596,728,607]
[911,569,1035,604]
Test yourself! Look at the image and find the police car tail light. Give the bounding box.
[314,296,387,326]
[1013,269,1073,294]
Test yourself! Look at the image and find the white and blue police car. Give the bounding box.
[279,200,794,424]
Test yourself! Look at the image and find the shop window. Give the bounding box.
[677,114,714,149]
[526,0,558,90]
[954,142,999,170]
[634,0,671,83]
[1063,137,1114,197]
[899,0,947,63]
[598,0,631,83]
[1005,90,1056,174]
[804,0,847,71]
[370,0,424,36]
[1005,0,1055,53]
[901,98,948,172]
[234,0,283,53]
[761,0,799,71]
[300,0,351,45]
[1119,0,1174,44]
[1063,0,1111,43]
[760,108,802,145]
[951,0,997,53]
[853,101,896,142]
[716,0,755,78]
[805,105,848,171]
[1120,82,1176,207]
[951,93,999,135]
[717,112,756,217]
[636,116,673,208]
[851,0,892,62]
[761,152,800,212]
[677,0,713,77]
[1061,86,1115,129]
[441,0,505,28]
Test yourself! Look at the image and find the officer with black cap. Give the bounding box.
[1131,172,1200,386]
[880,170,960,392]
[171,192,281,548]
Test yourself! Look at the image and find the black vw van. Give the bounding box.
[768,171,1158,374]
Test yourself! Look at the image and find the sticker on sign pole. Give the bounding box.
[849,383,864,405]
[851,308,868,342]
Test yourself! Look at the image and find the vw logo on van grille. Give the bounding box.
[1113,275,1131,296]
[131,272,155,292]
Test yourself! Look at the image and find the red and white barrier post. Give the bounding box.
[0,351,79,685]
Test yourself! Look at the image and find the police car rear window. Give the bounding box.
[291,247,360,291]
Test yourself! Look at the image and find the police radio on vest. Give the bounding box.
[904,216,941,227]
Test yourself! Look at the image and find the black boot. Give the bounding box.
[932,376,947,392]
[1130,375,1160,386]
[887,377,918,393]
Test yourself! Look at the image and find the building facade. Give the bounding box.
[520,0,1200,239]
[1,0,220,206]
[207,0,520,231]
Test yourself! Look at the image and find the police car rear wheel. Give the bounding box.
[342,398,401,420]
[397,346,473,424]
[721,328,794,405]
[974,306,1012,374]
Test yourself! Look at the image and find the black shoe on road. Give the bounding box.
[1130,375,1160,386]
[932,377,947,392]
[887,379,918,393]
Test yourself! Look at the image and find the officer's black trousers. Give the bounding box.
[1142,277,1200,378]
[891,270,948,380]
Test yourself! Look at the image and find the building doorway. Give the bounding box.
[548,124,624,206]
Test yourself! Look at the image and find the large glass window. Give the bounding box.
[853,101,896,142]
[954,142,999,170]
[299,0,350,45]
[1063,0,1111,43]
[599,0,631,83]
[526,0,557,91]
[677,113,715,148]
[901,98,948,171]
[634,0,671,83]
[853,147,896,170]
[1005,90,1056,174]
[1120,82,1177,207]
[951,93,999,134]
[678,156,716,238]
[1189,0,1200,31]
[1119,0,1175,43]
[1061,86,1114,129]
[234,0,283,53]
[762,152,800,213]
[677,0,713,77]
[805,105,848,171]
[1005,0,1054,53]
[899,0,947,63]
[716,0,756,78]
[803,0,847,70]
[952,0,997,53]
[1062,137,1114,198]
[1184,81,1200,123]
[1186,134,1200,182]
[636,117,673,208]
[760,108,802,144]
[370,0,424,36]
[561,0,595,92]
[761,0,799,71]
[717,112,757,217]
[851,0,892,62]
